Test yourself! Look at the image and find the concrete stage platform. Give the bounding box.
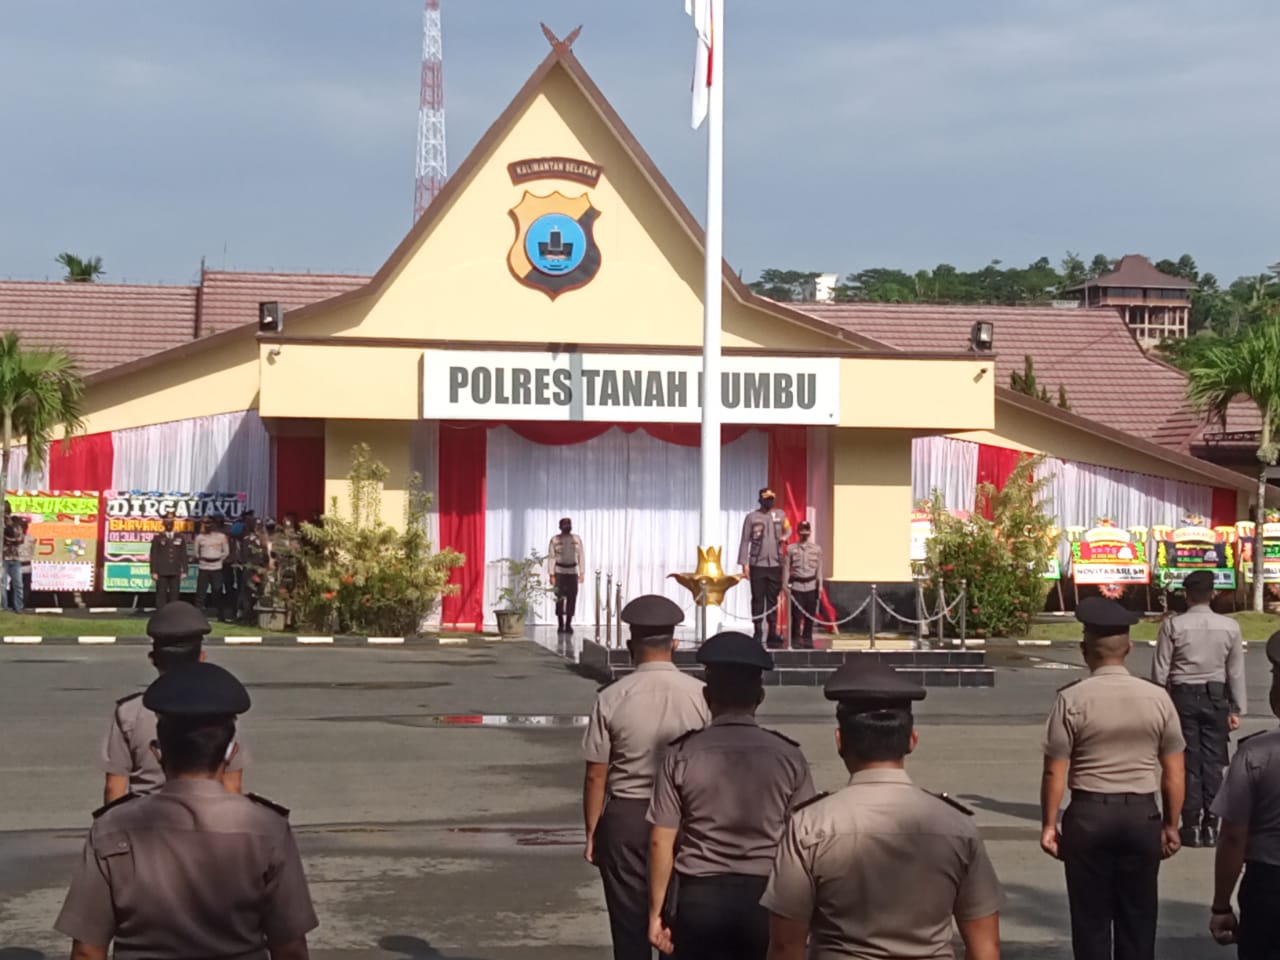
[578,639,995,688]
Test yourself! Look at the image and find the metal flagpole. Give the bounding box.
[699,0,724,564]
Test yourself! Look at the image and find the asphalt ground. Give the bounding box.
[0,641,1273,959]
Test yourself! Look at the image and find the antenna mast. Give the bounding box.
[414,0,447,221]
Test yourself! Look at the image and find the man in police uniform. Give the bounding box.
[148,511,188,609]
[1208,631,1280,956]
[782,520,823,649]
[737,487,790,648]
[646,631,814,959]
[56,661,317,960]
[102,601,250,803]
[1152,568,1247,848]
[582,595,710,960]
[1041,596,1186,960]
[762,659,1001,959]
[547,516,585,634]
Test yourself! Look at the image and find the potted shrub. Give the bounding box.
[494,550,553,638]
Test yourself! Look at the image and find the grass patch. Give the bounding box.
[1023,611,1280,644]
[0,611,289,637]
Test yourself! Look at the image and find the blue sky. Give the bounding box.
[2,0,1277,285]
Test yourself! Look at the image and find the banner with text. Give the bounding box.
[1068,523,1150,586]
[1153,524,1237,589]
[422,349,841,424]
[102,492,247,592]
[1238,521,1280,584]
[5,491,99,591]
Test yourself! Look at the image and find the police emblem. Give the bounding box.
[508,191,602,299]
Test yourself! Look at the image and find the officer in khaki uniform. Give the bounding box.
[646,632,814,959]
[102,602,250,803]
[1152,568,1247,848]
[582,595,710,960]
[1208,631,1280,957]
[782,521,823,649]
[1041,597,1186,960]
[762,660,1002,960]
[547,517,586,634]
[56,661,317,960]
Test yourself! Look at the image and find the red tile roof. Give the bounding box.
[0,281,197,374]
[794,302,1207,450]
[1065,254,1197,292]
[0,271,369,374]
[198,271,368,337]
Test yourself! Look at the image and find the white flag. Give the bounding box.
[686,0,717,129]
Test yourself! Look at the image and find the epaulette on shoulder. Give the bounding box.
[763,727,800,747]
[927,791,975,815]
[115,691,143,707]
[1057,678,1083,693]
[669,728,703,748]
[92,793,138,819]
[247,793,290,817]
[791,791,829,814]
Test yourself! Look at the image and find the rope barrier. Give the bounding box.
[785,592,873,628]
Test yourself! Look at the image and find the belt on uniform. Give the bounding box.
[790,576,817,585]
[555,565,578,571]
[1171,681,1226,693]
[1071,790,1156,805]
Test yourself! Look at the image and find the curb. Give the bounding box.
[2,635,483,647]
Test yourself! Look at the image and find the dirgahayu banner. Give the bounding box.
[421,349,840,425]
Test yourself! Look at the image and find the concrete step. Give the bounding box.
[579,641,995,688]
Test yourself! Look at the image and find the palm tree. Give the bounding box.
[0,332,85,486]
[55,253,105,282]
[1185,314,1280,611]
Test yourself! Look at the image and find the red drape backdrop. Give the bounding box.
[47,432,114,491]
[1211,487,1237,529]
[438,424,487,629]
[975,444,1030,519]
[275,437,326,523]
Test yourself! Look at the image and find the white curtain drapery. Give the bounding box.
[911,436,979,511]
[484,426,768,627]
[111,411,272,511]
[1038,457,1212,533]
[4,445,49,490]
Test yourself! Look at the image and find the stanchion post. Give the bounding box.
[868,584,878,650]
[699,582,708,647]
[594,569,601,643]
[959,578,968,649]
[615,581,623,648]
[605,572,614,649]
[914,578,925,647]
[936,578,946,646]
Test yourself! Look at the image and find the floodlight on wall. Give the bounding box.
[970,320,994,352]
[259,301,284,334]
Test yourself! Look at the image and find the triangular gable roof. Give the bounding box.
[279,37,884,351]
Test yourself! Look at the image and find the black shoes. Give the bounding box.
[1180,825,1202,848]
[1202,817,1219,848]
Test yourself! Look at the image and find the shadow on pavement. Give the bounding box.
[960,794,1043,823]
[379,934,492,960]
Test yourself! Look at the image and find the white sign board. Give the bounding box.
[1070,564,1150,585]
[422,350,840,425]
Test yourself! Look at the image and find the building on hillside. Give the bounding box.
[1,36,1269,626]
[1063,254,1195,346]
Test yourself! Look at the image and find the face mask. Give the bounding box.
[230,522,245,537]
[561,525,572,534]
[760,499,775,511]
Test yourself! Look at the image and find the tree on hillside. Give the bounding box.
[56,253,105,282]
[747,269,820,301]
[1060,252,1088,292]
[0,332,85,486]
[1088,253,1116,278]
[1185,313,1280,611]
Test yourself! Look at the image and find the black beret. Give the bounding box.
[697,631,774,670]
[142,662,251,717]
[621,595,684,639]
[1075,596,1141,629]
[146,601,211,644]
[1266,631,1280,667]
[824,658,926,711]
[1182,570,1216,592]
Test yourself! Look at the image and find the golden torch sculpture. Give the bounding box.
[670,546,743,640]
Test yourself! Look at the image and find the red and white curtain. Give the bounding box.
[11,411,272,509]
[911,436,1236,558]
